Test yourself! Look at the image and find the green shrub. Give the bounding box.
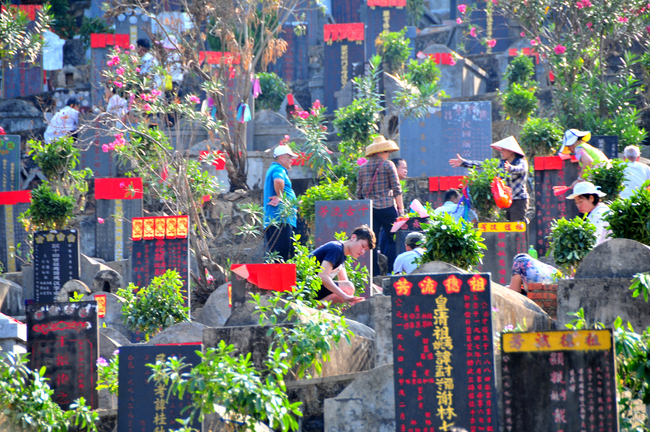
[548,216,597,274]
[404,57,441,87]
[376,28,412,74]
[256,72,289,112]
[502,83,537,123]
[586,159,627,201]
[406,0,425,27]
[461,158,503,221]
[603,181,650,246]
[519,117,563,158]
[286,236,322,303]
[419,211,486,270]
[21,182,75,231]
[505,53,535,88]
[299,178,350,228]
[333,98,381,146]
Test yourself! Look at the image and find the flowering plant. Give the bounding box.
[292,100,334,178]
[96,350,119,395]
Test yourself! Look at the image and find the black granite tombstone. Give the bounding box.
[0,190,30,272]
[27,301,99,409]
[268,24,309,83]
[363,2,408,57]
[590,135,618,160]
[0,135,20,192]
[33,230,81,303]
[476,223,527,286]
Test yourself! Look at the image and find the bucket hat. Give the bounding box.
[566,181,606,199]
[560,129,591,155]
[365,135,399,157]
[490,136,525,156]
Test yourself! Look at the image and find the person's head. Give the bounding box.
[66,97,80,111]
[391,158,408,180]
[404,232,425,251]
[624,145,641,162]
[444,189,460,204]
[567,181,605,214]
[345,225,376,259]
[273,145,298,170]
[490,136,525,162]
[136,38,151,55]
[560,129,591,155]
[365,135,399,160]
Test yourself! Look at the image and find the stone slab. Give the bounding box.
[33,230,81,304]
[0,135,20,192]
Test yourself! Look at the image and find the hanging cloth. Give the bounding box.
[236,102,251,123]
[252,77,262,98]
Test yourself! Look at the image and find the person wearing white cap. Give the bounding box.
[559,129,610,186]
[449,136,529,221]
[566,182,610,245]
[263,144,299,261]
[621,145,650,199]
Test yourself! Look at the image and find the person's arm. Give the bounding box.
[317,260,360,303]
[578,153,593,179]
[449,154,481,168]
[269,177,284,207]
[387,162,405,214]
[509,274,523,293]
[505,159,527,174]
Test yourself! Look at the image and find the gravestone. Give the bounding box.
[389,272,499,432]
[95,178,143,262]
[590,135,618,160]
[463,2,511,54]
[501,329,618,431]
[476,222,528,286]
[268,24,309,83]
[33,230,80,304]
[531,157,580,256]
[27,301,99,409]
[331,0,362,23]
[399,101,493,178]
[363,0,408,57]
[89,34,131,106]
[130,216,190,302]
[315,199,372,295]
[3,60,43,98]
[323,23,366,114]
[118,344,202,432]
[0,135,20,191]
[114,9,152,47]
[78,120,119,178]
[0,190,31,273]
[426,176,465,209]
[394,217,430,256]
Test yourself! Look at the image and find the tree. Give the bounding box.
[0,3,52,70]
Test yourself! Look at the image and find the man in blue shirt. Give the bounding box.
[264,145,298,261]
[434,189,478,224]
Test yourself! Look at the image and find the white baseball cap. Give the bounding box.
[273,145,298,158]
[566,181,606,199]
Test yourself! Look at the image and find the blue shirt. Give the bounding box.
[310,241,346,271]
[263,162,297,228]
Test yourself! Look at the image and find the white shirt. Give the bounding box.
[44,106,79,143]
[106,94,128,119]
[587,203,610,246]
[621,161,650,199]
[434,201,478,222]
[393,247,425,275]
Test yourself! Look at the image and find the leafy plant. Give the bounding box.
[519,117,563,158]
[0,4,52,69]
[604,182,650,245]
[256,72,289,112]
[334,98,381,147]
[406,0,425,27]
[502,83,537,123]
[21,182,75,231]
[461,158,504,221]
[419,211,486,270]
[292,100,334,178]
[630,271,650,303]
[504,53,535,88]
[548,216,597,274]
[586,159,627,201]
[376,28,412,74]
[298,178,350,228]
[285,235,322,303]
[116,269,190,340]
[96,351,119,395]
[404,57,441,88]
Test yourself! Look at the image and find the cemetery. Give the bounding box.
[2,0,650,431]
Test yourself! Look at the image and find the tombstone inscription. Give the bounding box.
[0,190,31,272]
[590,135,618,160]
[477,222,527,286]
[78,120,119,178]
[364,0,408,57]
[323,23,365,114]
[118,344,202,432]
[390,272,499,432]
[27,301,99,410]
[33,229,81,304]
[0,134,20,191]
[501,329,618,431]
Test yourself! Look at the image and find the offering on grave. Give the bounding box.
[501,329,618,432]
[0,190,31,272]
[0,135,20,192]
[27,301,99,409]
[33,229,80,304]
[390,272,499,432]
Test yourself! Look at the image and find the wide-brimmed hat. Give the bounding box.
[365,135,399,157]
[566,181,606,199]
[490,136,525,156]
[560,129,591,155]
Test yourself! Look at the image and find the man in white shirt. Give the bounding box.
[620,145,650,199]
[393,232,426,275]
[44,98,80,143]
[434,189,478,223]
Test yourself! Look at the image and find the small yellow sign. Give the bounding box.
[478,222,526,233]
[503,330,611,353]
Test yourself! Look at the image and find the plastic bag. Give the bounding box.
[491,177,513,209]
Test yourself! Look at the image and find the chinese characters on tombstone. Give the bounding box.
[0,135,20,192]
[323,23,365,114]
[0,190,31,272]
[501,329,618,432]
[390,273,499,432]
[476,222,527,286]
[27,301,99,410]
[33,230,81,304]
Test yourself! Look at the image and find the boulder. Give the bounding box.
[146,321,207,345]
[195,282,231,327]
[0,278,24,316]
[91,269,124,294]
[343,295,392,366]
[79,254,113,289]
[56,279,91,302]
[574,239,650,278]
[0,312,27,353]
[100,326,131,347]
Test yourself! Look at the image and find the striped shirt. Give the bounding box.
[461,156,529,200]
[356,156,402,209]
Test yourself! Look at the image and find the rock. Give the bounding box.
[56,279,91,302]
[84,293,131,339]
[195,282,231,327]
[100,326,131,347]
[63,39,85,66]
[91,269,124,294]
[0,278,24,316]
[80,255,113,289]
[0,312,27,353]
[146,321,207,345]
[0,99,45,136]
[323,364,395,431]
[574,239,650,279]
[344,295,392,367]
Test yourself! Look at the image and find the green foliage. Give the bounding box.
[236,202,265,238]
[630,272,650,303]
[96,351,119,395]
[604,182,650,245]
[334,99,381,147]
[548,216,597,273]
[0,4,52,66]
[404,57,441,87]
[298,178,350,228]
[256,72,289,112]
[406,0,425,26]
[504,54,535,88]
[79,17,110,50]
[21,182,75,231]
[285,236,323,303]
[419,211,486,270]
[461,158,503,221]
[376,28,412,74]
[334,231,370,296]
[586,159,627,201]
[331,158,361,196]
[392,56,447,124]
[502,83,537,123]
[292,101,334,178]
[0,351,98,432]
[116,269,190,340]
[49,0,76,39]
[519,117,563,158]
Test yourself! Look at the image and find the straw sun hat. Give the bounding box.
[365,135,399,157]
[490,136,525,156]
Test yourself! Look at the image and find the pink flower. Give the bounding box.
[357,157,367,166]
[313,100,322,110]
[102,144,109,152]
[119,182,126,189]
[530,38,538,46]
[554,44,566,55]
[97,357,109,367]
[469,27,477,37]
[114,81,123,88]
[298,111,309,119]
[130,44,135,50]
[581,0,592,6]
[110,133,126,150]
[116,67,125,75]
[106,60,115,67]
[97,217,105,224]
[587,22,593,28]
[189,95,201,104]
[646,25,650,33]
[520,31,525,37]
[458,3,467,13]
[151,89,162,97]
[449,57,457,66]
[456,17,463,24]
[115,47,121,53]
[321,125,327,131]
[284,135,290,140]
[135,67,141,73]
[491,0,497,4]
[229,67,236,79]
[111,55,120,65]
[576,1,584,8]
[618,16,629,22]
[487,39,497,48]
[142,103,152,112]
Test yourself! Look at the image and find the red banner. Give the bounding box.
[90,33,131,49]
[231,263,296,293]
[0,190,31,205]
[324,23,365,42]
[94,178,143,200]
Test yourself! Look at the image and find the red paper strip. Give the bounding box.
[0,190,31,205]
[428,177,439,192]
[231,263,296,293]
[91,33,106,48]
[323,23,365,42]
[439,177,449,191]
[132,218,143,241]
[95,178,143,200]
[544,156,563,170]
[117,34,130,49]
[96,294,107,318]
[448,176,464,189]
[534,157,545,171]
[106,34,115,46]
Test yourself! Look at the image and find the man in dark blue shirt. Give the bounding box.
[310,225,376,305]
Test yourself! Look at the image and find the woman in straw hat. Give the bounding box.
[559,129,610,187]
[449,136,529,222]
[357,135,404,275]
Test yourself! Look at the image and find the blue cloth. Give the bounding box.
[310,241,346,270]
[263,162,297,228]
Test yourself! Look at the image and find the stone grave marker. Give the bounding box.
[323,23,366,114]
[590,135,618,160]
[400,101,493,178]
[78,120,119,178]
[27,301,99,409]
[33,230,80,304]
[89,34,131,107]
[464,6,511,54]
[501,329,618,431]
[363,0,408,57]
[389,272,499,432]
[0,134,20,192]
[476,222,527,286]
[268,23,309,83]
[330,0,362,24]
[3,60,43,98]
[94,177,143,262]
[0,190,31,272]
[118,344,202,432]
[315,199,372,295]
